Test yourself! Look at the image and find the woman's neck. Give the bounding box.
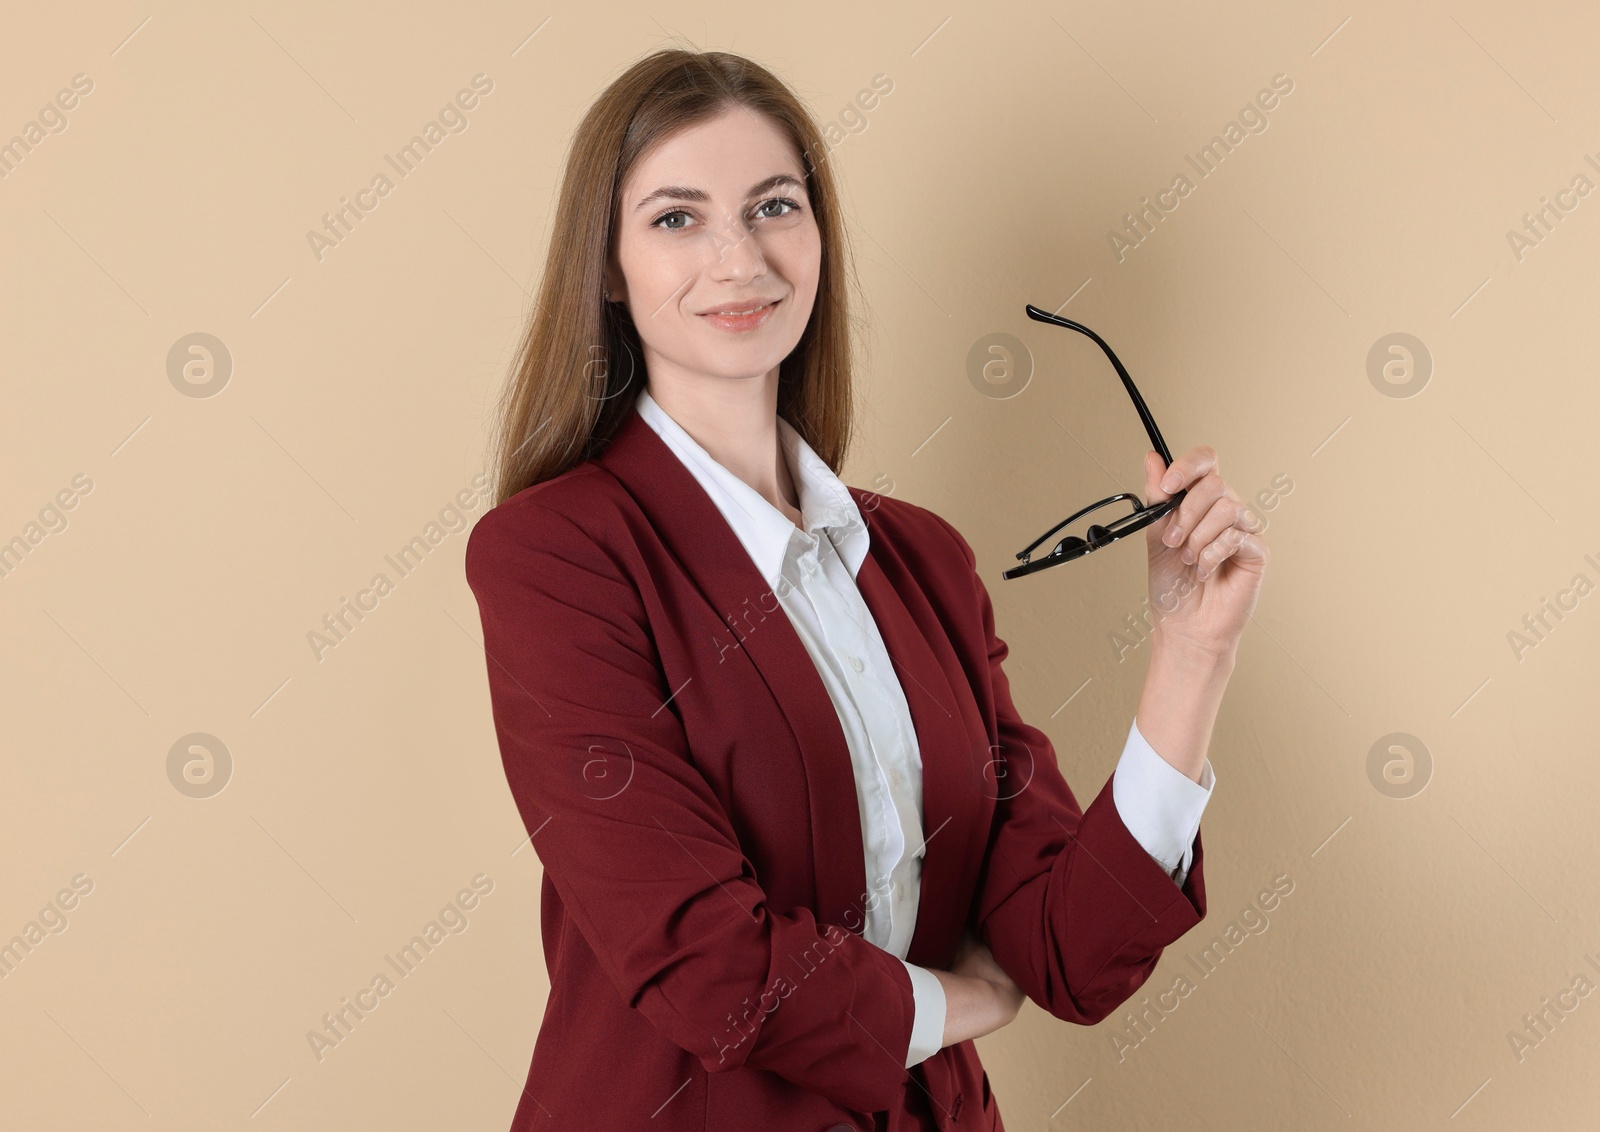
[644,367,803,527]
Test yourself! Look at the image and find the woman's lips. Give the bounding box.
[699,298,779,333]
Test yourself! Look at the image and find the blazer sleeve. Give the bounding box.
[465,501,916,1113]
[931,513,1208,1025]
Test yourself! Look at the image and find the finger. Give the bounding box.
[1233,530,1269,567]
[1194,525,1242,578]
[1152,444,1218,502]
[1162,473,1227,552]
[1145,452,1182,545]
[1143,450,1169,503]
[1199,526,1270,578]
[1144,452,1179,549]
[1179,492,1246,564]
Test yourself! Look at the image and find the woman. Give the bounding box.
[466,48,1266,1132]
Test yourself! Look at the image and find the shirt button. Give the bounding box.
[890,769,901,787]
[848,655,864,673]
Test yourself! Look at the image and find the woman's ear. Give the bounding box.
[602,256,627,304]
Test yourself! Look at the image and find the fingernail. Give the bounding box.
[1161,470,1180,492]
[1164,525,1184,547]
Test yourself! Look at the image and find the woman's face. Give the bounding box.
[606,105,821,388]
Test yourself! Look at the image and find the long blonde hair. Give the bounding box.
[488,48,863,506]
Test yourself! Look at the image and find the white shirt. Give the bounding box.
[634,387,1215,1070]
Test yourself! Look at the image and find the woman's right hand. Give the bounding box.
[930,927,1026,1048]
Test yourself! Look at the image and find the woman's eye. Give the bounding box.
[650,198,802,231]
[756,197,801,219]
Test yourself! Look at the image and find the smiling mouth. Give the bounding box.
[698,298,781,330]
[703,301,775,316]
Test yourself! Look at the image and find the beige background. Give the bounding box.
[4,1,1598,1128]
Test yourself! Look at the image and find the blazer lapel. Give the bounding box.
[850,510,994,970]
[850,520,992,1126]
[598,407,870,932]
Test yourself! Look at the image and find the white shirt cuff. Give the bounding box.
[1112,715,1215,887]
[900,958,947,1067]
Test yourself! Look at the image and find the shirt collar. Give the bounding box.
[634,386,870,586]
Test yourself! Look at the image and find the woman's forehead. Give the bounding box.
[624,109,804,197]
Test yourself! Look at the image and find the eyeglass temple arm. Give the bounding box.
[1024,304,1176,466]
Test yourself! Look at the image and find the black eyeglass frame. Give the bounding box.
[1003,305,1186,581]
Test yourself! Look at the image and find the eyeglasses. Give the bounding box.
[1003,305,1186,581]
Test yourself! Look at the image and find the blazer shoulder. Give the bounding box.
[856,489,977,572]
[465,462,633,590]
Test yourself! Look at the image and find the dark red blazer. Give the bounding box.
[464,403,1208,1132]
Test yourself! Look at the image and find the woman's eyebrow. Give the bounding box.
[633,173,805,213]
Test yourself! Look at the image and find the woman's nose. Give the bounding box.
[699,212,767,279]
